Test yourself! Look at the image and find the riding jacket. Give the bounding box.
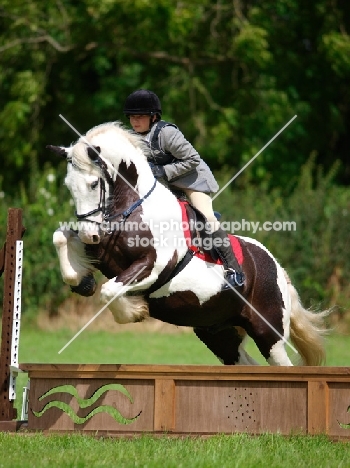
[144,120,219,194]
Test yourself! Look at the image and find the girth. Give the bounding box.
[146,248,195,296]
[144,202,218,296]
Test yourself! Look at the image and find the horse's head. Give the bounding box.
[48,122,154,244]
[48,142,113,244]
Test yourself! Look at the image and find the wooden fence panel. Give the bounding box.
[20,364,350,439]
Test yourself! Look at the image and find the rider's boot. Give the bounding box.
[212,228,245,290]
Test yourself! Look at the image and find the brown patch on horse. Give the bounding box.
[148,285,245,328]
[238,241,285,360]
[146,251,179,294]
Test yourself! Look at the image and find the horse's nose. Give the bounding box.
[78,231,100,244]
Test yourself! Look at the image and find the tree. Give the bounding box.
[0,0,350,198]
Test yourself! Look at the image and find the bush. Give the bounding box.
[0,167,74,319]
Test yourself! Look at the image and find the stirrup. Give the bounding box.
[222,269,245,290]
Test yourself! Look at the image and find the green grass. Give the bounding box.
[19,328,220,365]
[18,327,350,366]
[0,432,349,468]
[6,327,350,468]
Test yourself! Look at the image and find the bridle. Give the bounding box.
[75,176,108,222]
[47,140,158,228]
[72,151,114,224]
[73,157,157,229]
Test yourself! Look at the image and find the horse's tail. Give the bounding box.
[286,270,330,366]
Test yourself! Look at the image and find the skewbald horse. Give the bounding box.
[48,122,329,366]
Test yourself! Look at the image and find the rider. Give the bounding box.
[123,89,245,289]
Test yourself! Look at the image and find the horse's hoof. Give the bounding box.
[70,274,97,297]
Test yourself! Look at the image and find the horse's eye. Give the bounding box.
[91,180,99,190]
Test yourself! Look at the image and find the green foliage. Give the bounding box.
[321,32,350,77]
[1,0,350,197]
[0,166,74,317]
[233,24,272,68]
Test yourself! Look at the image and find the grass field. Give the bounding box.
[1,432,350,468]
[4,326,350,467]
[18,326,350,366]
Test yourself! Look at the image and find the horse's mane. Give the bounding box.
[70,121,150,173]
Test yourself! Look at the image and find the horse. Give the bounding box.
[48,121,329,366]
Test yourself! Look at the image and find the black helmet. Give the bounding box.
[123,89,162,116]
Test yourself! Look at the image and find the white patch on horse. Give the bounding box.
[105,294,149,324]
[149,258,224,304]
[267,340,293,366]
[140,182,189,277]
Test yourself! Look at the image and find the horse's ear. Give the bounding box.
[87,146,101,162]
[46,145,68,159]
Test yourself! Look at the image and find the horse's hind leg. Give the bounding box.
[266,339,293,366]
[244,292,294,365]
[248,318,293,366]
[237,335,260,365]
[194,326,259,365]
[243,246,294,365]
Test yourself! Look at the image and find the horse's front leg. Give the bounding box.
[53,228,97,296]
[100,254,157,324]
[101,252,159,298]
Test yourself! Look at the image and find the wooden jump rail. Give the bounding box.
[1,208,350,439]
[19,364,350,439]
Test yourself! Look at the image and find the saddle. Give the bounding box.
[178,200,243,267]
[182,202,220,262]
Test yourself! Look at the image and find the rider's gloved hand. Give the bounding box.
[151,164,167,179]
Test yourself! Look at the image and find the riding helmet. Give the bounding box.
[123,89,162,116]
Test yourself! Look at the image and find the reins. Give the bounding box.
[104,178,157,224]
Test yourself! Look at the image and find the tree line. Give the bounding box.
[1,0,350,199]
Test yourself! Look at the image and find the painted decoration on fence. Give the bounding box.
[32,384,142,425]
[338,404,350,429]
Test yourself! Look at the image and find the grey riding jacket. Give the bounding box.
[145,121,219,194]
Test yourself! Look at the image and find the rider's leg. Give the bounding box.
[211,227,245,288]
[183,190,245,288]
